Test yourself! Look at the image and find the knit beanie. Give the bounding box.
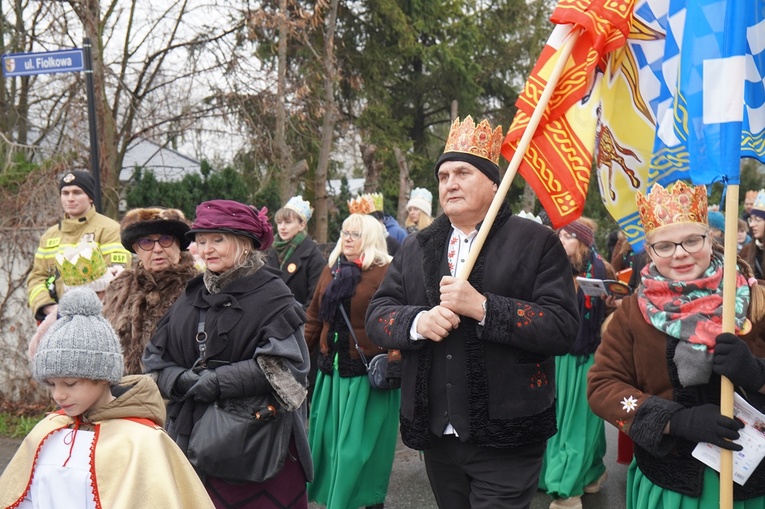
[708,211,725,233]
[407,188,433,217]
[561,220,594,248]
[59,171,97,202]
[32,287,124,384]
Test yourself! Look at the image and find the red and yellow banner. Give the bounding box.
[501,0,636,229]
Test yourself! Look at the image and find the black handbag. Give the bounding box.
[186,308,292,483]
[187,394,293,483]
[339,304,395,390]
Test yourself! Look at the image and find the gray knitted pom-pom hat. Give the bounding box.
[32,287,124,384]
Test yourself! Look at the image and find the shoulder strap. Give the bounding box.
[193,308,208,368]
[339,304,369,369]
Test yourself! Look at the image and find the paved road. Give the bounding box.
[332,423,628,509]
[1,424,627,509]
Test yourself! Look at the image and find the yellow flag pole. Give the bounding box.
[456,27,582,280]
[720,184,739,509]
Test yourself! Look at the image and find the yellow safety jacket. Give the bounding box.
[27,206,131,320]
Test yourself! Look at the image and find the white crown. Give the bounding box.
[284,196,313,222]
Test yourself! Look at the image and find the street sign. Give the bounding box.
[2,48,84,78]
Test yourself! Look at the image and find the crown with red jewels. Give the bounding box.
[636,181,708,235]
[443,116,503,165]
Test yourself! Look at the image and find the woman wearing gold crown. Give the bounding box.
[588,181,765,508]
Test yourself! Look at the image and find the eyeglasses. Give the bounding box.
[648,234,707,258]
[339,230,362,240]
[136,235,176,251]
[748,216,764,225]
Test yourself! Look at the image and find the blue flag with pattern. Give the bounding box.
[649,0,765,187]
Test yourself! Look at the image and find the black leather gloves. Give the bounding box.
[713,332,765,392]
[185,369,221,403]
[174,369,201,396]
[669,404,743,451]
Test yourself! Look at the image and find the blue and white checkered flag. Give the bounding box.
[647,0,765,186]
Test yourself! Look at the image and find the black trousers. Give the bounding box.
[423,435,546,509]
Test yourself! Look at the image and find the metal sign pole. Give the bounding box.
[82,37,101,212]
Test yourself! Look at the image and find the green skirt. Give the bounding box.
[628,460,765,509]
[539,353,606,498]
[307,369,401,509]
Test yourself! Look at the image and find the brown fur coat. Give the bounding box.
[102,252,198,374]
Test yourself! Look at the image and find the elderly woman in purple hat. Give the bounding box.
[143,199,312,509]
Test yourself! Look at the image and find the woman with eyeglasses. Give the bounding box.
[305,213,399,509]
[102,208,198,374]
[740,191,765,281]
[588,182,765,509]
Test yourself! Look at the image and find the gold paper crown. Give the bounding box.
[348,193,384,215]
[55,241,109,287]
[636,181,708,235]
[443,116,503,165]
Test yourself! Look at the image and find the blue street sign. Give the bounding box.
[2,48,84,77]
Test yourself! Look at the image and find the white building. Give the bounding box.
[119,138,201,183]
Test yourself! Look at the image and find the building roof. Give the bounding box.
[120,139,200,182]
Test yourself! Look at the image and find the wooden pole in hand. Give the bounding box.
[720,184,739,509]
[456,27,582,280]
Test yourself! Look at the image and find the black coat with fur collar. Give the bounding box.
[365,204,579,449]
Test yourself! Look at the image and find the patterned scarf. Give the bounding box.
[637,251,750,386]
[272,230,307,270]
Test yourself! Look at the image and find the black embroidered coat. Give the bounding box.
[588,295,765,499]
[365,204,579,449]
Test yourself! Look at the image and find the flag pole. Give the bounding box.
[720,184,739,509]
[457,27,582,280]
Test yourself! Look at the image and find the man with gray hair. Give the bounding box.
[366,116,579,509]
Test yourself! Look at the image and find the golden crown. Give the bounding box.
[348,193,384,215]
[55,241,108,287]
[636,181,708,235]
[443,116,504,165]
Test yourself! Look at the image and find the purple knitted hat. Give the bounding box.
[561,220,594,248]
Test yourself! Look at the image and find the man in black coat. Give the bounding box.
[365,116,580,509]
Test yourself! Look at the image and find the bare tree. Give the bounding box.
[2,1,246,218]
[312,0,339,243]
